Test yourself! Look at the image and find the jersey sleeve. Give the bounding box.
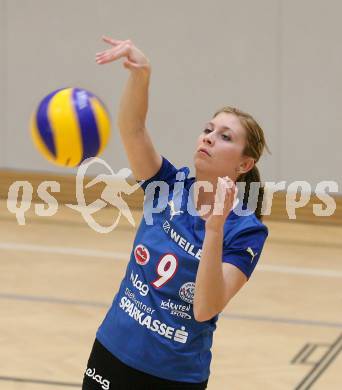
[136,155,180,193]
[222,227,268,280]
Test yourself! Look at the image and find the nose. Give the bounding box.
[203,131,214,145]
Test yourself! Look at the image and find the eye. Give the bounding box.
[203,128,212,134]
[222,134,232,141]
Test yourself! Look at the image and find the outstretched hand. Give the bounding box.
[96,36,151,73]
[205,177,238,231]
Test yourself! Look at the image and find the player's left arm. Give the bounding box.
[193,176,267,322]
[193,228,247,322]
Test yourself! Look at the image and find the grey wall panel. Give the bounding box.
[5,0,279,187]
[281,0,342,193]
[0,0,6,168]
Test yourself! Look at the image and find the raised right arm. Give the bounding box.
[96,37,162,181]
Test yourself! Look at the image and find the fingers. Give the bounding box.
[223,178,237,204]
[96,37,133,64]
[219,177,235,198]
[213,177,229,215]
[213,177,237,216]
[96,41,131,64]
[95,49,113,64]
[102,35,122,46]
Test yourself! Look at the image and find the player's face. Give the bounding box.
[194,112,249,180]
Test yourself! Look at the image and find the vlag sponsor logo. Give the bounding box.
[130,271,149,296]
[84,367,110,390]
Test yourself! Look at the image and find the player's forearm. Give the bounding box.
[117,69,151,133]
[193,226,226,322]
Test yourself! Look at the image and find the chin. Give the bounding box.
[194,159,213,176]
[193,157,204,168]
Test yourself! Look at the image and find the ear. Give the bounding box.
[239,156,255,175]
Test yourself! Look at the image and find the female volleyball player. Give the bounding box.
[82,37,269,389]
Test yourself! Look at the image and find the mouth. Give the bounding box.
[198,148,211,157]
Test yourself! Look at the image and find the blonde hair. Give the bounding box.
[213,106,271,220]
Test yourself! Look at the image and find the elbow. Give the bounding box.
[194,312,209,322]
[193,308,207,323]
[193,304,221,323]
[193,300,230,322]
[193,299,204,322]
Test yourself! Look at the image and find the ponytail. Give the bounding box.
[212,106,271,221]
[237,165,265,221]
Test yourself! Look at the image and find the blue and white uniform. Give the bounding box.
[96,155,268,383]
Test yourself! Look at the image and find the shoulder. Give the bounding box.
[221,210,268,280]
[137,155,192,192]
[224,208,269,245]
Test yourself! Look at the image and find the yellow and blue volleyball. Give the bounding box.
[30,87,111,167]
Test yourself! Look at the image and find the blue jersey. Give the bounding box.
[96,156,268,383]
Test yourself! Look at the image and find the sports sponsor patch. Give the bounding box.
[130,271,149,296]
[179,282,195,304]
[134,244,150,265]
[119,296,189,344]
[160,299,192,320]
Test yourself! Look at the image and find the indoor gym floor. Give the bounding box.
[0,202,341,390]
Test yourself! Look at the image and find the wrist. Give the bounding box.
[205,220,224,234]
[130,65,151,80]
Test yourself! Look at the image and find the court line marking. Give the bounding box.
[0,213,136,231]
[220,313,342,329]
[1,241,342,278]
[0,293,108,308]
[0,375,80,387]
[257,264,342,278]
[1,292,342,329]
[270,237,342,250]
[291,343,311,364]
[2,212,341,248]
[0,242,128,260]
[294,333,342,390]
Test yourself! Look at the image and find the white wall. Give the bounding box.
[0,0,341,193]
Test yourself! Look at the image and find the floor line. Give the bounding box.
[1,242,341,278]
[0,375,80,387]
[0,242,128,260]
[1,292,342,329]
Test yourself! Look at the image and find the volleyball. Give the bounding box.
[30,87,111,167]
